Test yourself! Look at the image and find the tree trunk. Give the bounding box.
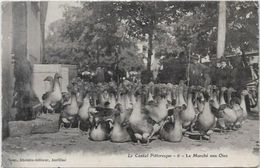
[217,1,226,58]
[147,30,153,71]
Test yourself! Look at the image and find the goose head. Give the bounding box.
[167,83,173,89]
[212,85,218,90]
[83,94,90,104]
[228,87,236,93]
[43,76,53,82]
[147,91,154,103]
[197,88,206,103]
[93,116,101,128]
[206,85,214,102]
[188,85,196,94]
[202,89,211,102]
[115,103,123,114]
[114,103,132,122]
[221,87,228,93]
[227,87,236,96]
[104,101,110,108]
[54,73,62,80]
[113,104,122,121]
[160,85,168,97]
[43,76,54,92]
[76,85,85,103]
[241,90,249,96]
[165,114,174,124]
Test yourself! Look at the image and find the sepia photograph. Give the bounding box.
[1,1,259,167]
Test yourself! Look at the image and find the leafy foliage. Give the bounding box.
[45,3,144,71]
[226,1,259,53]
[44,1,258,81]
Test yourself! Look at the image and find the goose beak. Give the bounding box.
[106,118,113,123]
[43,77,50,81]
[108,121,114,128]
[56,74,62,79]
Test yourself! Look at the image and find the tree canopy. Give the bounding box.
[44,1,258,73]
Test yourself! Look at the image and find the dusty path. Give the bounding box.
[3,112,259,156]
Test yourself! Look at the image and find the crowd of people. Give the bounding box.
[76,51,257,94]
[77,64,142,84]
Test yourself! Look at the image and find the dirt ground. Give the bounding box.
[2,111,259,157]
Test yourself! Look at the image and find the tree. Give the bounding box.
[169,1,258,58]
[119,1,202,71]
[226,1,259,53]
[44,1,258,74]
[217,1,227,58]
[173,2,218,57]
[45,2,144,71]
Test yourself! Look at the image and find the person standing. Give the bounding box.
[96,66,105,83]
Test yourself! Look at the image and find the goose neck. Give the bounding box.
[71,94,78,104]
[220,91,226,105]
[187,93,193,104]
[53,79,61,91]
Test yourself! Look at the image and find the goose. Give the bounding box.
[129,95,154,144]
[42,73,63,113]
[89,100,114,141]
[227,87,236,105]
[89,116,113,141]
[175,84,187,108]
[99,90,110,107]
[196,91,216,141]
[226,88,244,129]
[78,94,92,132]
[209,86,220,110]
[159,108,183,142]
[147,91,154,103]
[166,83,174,91]
[216,87,237,131]
[122,94,132,110]
[231,102,244,129]
[219,87,227,105]
[59,87,79,129]
[110,104,134,142]
[195,86,205,114]
[240,90,249,122]
[166,91,172,105]
[166,83,173,104]
[147,81,155,96]
[76,84,84,107]
[144,96,170,139]
[180,86,196,131]
[144,96,169,124]
[129,92,136,110]
[109,93,117,109]
[171,85,178,106]
[208,85,219,130]
[42,76,54,101]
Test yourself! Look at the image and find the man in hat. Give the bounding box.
[216,56,233,87]
[187,54,206,86]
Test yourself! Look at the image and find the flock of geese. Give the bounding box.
[41,73,250,144]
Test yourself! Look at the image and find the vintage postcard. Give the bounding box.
[1,1,259,167]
